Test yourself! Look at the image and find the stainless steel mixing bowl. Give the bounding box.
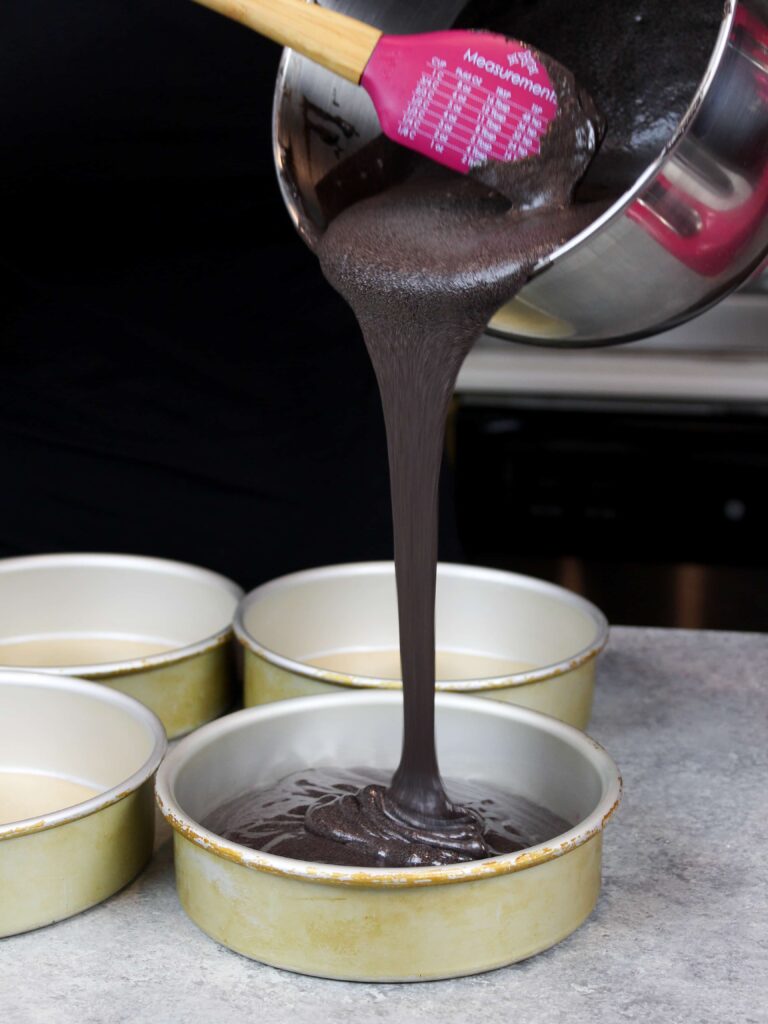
[273,0,768,345]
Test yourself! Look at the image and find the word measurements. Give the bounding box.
[396,57,557,172]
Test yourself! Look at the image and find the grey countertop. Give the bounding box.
[2,627,767,1024]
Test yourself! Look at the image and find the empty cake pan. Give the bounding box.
[235,562,608,728]
[0,553,243,738]
[0,670,166,937]
[156,692,621,981]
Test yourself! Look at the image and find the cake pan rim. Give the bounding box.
[0,670,167,841]
[0,551,243,677]
[156,691,621,888]
[234,560,609,690]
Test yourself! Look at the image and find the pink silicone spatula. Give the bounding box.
[192,0,560,173]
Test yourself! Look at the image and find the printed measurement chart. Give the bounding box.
[396,58,556,172]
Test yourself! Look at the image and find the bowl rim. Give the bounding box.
[0,670,167,841]
[233,560,609,691]
[0,552,244,677]
[155,691,622,888]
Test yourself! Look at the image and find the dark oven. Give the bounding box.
[453,283,768,630]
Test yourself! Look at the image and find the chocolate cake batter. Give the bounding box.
[456,0,723,193]
[312,1,722,226]
[210,52,601,868]
[205,768,571,868]
[209,4,721,867]
[307,101,596,862]
[308,52,601,864]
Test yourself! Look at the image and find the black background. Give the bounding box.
[0,0,418,589]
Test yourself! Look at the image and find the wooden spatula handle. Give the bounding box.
[192,0,382,83]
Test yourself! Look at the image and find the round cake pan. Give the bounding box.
[235,562,608,729]
[0,670,166,937]
[0,553,244,738]
[156,692,621,982]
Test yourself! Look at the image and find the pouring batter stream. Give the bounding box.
[309,56,601,862]
[208,50,603,865]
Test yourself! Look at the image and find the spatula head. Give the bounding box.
[361,30,560,175]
